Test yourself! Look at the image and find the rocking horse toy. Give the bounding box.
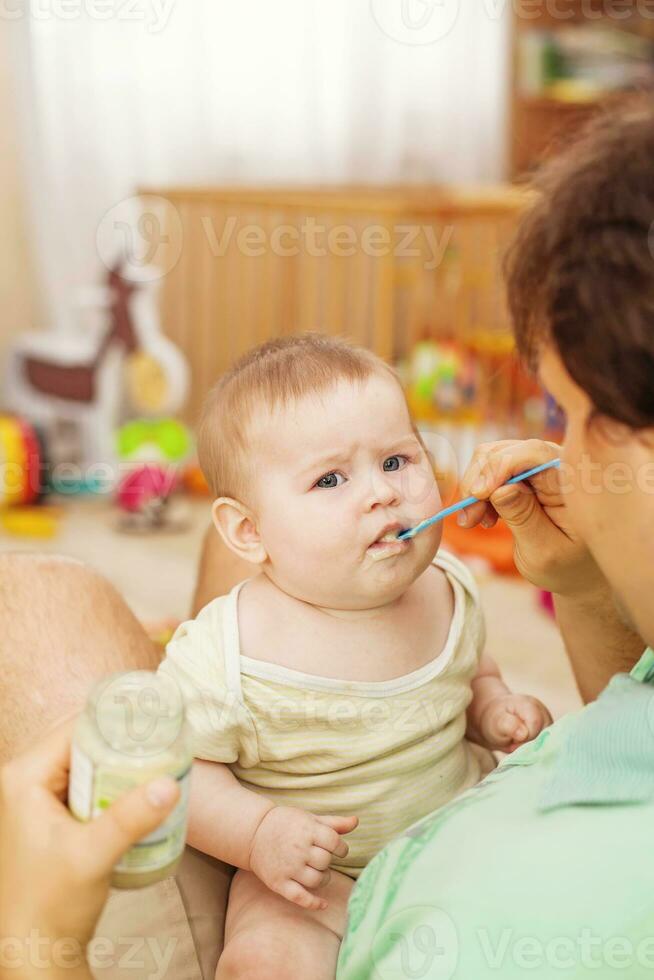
[4,264,189,469]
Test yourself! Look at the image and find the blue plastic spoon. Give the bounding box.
[397,457,562,541]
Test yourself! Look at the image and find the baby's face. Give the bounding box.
[249,373,443,609]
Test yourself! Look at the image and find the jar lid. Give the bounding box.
[88,670,185,758]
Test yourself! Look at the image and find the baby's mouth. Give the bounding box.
[367,525,411,560]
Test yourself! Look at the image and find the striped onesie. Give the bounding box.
[158,550,494,878]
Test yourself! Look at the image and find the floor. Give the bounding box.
[0,497,582,721]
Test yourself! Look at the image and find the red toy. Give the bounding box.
[117,464,178,530]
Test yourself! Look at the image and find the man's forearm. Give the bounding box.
[554,583,644,703]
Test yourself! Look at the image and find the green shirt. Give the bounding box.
[338,648,654,979]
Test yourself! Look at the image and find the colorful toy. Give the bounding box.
[115,420,193,533]
[402,335,556,439]
[0,415,60,538]
[118,464,177,515]
[5,263,190,469]
[116,419,192,465]
[0,506,61,539]
[116,464,188,533]
[400,335,564,573]
[182,464,210,497]
[404,339,481,423]
[0,415,44,506]
[538,589,555,617]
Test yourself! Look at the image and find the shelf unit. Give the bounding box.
[510,0,654,178]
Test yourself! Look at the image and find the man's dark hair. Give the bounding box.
[506,99,654,428]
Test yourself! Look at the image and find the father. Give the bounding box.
[1,104,652,979]
[337,105,654,977]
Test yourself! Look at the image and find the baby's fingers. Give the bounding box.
[308,845,333,872]
[517,700,553,739]
[313,817,357,859]
[295,864,331,890]
[496,711,528,743]
[314,825,349,859]
[316,814,359,835]
[279,879,327,912]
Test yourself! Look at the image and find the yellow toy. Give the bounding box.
[0,415,60,538]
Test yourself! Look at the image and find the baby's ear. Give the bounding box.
[212,498,267,565]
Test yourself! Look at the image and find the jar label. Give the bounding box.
[69,746,191,877]
[69,742,95,820]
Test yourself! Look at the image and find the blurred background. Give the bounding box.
[2,0,654,714]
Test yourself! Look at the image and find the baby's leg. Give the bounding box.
[216,867,353,980]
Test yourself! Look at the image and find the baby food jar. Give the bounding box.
[69,670,191,889]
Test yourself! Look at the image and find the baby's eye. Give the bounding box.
[383,455,408,472]
[314,472,346,489]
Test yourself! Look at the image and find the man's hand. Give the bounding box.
[0,718,180,974]
[458,439,604,597]
[477,693,553,754]
[248,806,358,911]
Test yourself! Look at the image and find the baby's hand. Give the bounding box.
[248,806,358,910]
[478,693,552,753]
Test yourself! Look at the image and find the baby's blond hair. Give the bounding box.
[198,333,400,501]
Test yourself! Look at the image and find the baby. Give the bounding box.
[158,334,552,979]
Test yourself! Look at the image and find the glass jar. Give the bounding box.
[68,670,191,889]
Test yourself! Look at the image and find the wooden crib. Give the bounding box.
[141,185,530,425]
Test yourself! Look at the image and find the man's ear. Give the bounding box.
[211,497,267,566]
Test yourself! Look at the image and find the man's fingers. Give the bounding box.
[82,776,180,872]
[456,500,490,529]
[461,440,561,501]
[488,483,559,539]
[3,717,78,796]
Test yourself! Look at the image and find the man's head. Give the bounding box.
[506,102,654,641]
[198,334,442,610]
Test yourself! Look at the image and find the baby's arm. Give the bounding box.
[188,759,358,910]
[466,652,552,753]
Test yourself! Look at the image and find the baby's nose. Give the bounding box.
[367,477,400,510]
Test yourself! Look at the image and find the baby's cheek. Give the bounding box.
[418,522,443,562]
[415,479,441,522]
[277,518,343,567]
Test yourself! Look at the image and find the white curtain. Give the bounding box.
[8,0,511,329]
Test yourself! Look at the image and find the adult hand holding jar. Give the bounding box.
[0,718,179,980]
